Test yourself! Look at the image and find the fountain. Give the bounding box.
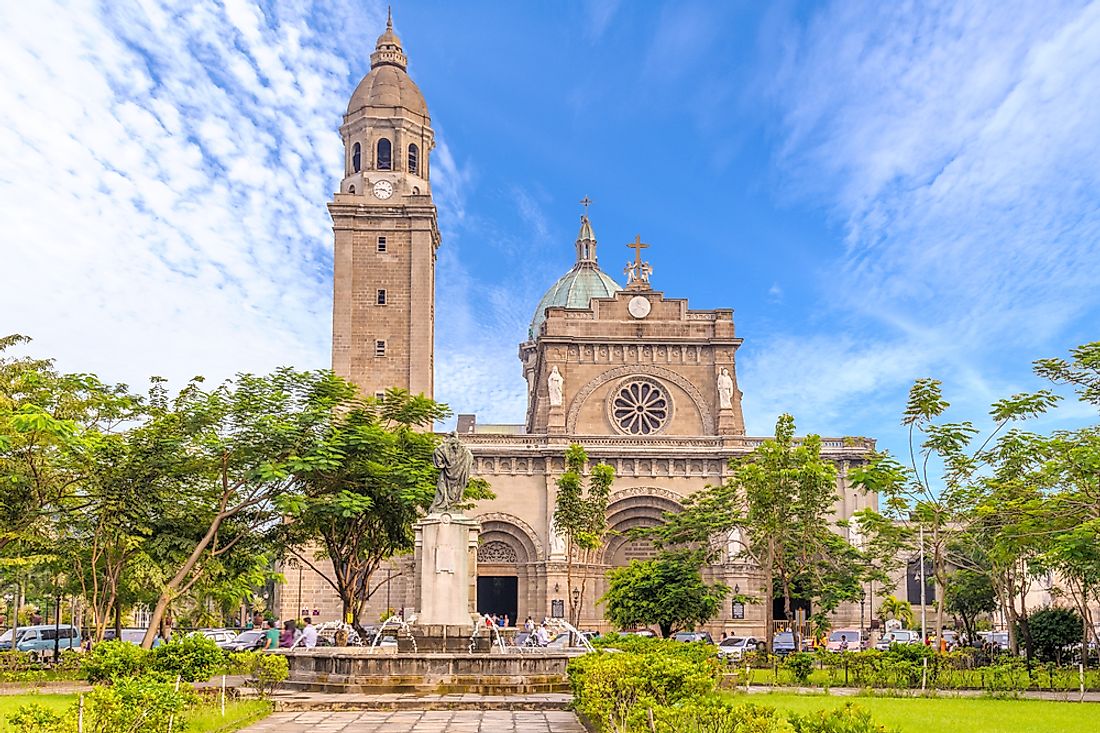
[281,433,582,694]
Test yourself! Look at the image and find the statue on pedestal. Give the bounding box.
[429,432,473,514]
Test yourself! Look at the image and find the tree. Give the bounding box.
[944,570,995,643]
[552,444,614,630]
[138,369,354,648]
[646,415,859,652]
[277,388,491,627]
[601,551,728,638]
[877,595,915,629]
[850,379,1058,650]
[1025,607,1083,664]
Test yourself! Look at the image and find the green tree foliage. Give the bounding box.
[553,444,615,627]
[877,596,915,629]
[601,551,728,638]
[850,378,1059,650]
[1024,607,1083,664]
[646,415,859,651]
[944,570,995,643]
[277,388,491,625]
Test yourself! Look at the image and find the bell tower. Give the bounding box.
[330,11,439,399]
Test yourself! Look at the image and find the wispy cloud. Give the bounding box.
[746,0,1100,444]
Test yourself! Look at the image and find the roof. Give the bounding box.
[529,265,621,339]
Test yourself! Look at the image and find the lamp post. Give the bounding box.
[859,587,866,639]
[286,558,303,623]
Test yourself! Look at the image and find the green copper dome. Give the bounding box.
[528,215,622,339]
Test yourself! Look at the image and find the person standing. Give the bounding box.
[263,620,279,651]
[300,617,318,649]
[524,617,534,633]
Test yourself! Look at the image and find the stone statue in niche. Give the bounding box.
[548,365,564,407]
[717,367,735,409]
[429,432,473,514]
[548,511,567,556]
[848,515,864,550]
[726,527,743,563]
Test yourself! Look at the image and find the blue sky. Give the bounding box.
[2,0,1098,459]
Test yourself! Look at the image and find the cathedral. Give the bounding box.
[276,16,878,636]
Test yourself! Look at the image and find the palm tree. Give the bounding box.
[878,595,915,629]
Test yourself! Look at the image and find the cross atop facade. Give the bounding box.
[624,235,652,287]
[627,234,649,267]
[580,195,592,216]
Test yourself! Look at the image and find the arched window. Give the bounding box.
[351,142,361,173]
[377,138,392,170]
[348,185,355,194]
[408,143,419,175]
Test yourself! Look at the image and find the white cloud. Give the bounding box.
[751,0,1100,443]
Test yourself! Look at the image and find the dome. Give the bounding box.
[347,65,428,118]
[528,214,621,339]
[347,11,429,118]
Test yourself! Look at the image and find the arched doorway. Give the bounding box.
[477,540,519,621]
[475,514,544,624]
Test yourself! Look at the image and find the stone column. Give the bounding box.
[414,512,481,626]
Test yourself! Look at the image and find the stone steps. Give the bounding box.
[269,692,573,712]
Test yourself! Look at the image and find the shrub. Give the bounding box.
[230,651,289,698]
[1026,607,1083,664]
[6,703,66,733]
[83,675,198,733]
[789,702,895,732]
[82,640,150,683]
[149,633,224,682]
[785,652,815,684]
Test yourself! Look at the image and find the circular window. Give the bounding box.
[609,378,671,435]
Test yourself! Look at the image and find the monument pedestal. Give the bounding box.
[414,512,481,627]
[547,404,566,434]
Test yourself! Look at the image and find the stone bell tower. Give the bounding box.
[330,11,439,399]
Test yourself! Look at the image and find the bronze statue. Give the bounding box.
[430,432,473,514]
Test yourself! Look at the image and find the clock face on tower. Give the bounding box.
[372,180,394,200]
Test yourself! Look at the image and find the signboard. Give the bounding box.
[551,599,565,618]
[732,601,745,620]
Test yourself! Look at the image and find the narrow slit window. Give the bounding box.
[375,340,386,357]
[377,289,387,305]
[377,236,387,252]
[352,142,361,173]
[408,143,419,174]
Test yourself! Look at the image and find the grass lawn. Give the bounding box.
[0,693,271,732]
[743,691,1098,733]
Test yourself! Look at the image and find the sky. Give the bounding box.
[1,0,1098,459]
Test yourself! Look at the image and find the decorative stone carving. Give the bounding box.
[548,365,564,407]
[717,367,734,410]
[476,512,545,561]
[608,377,671,435]
[567,364,715,434]
[429,432,473,514]
[477,540,518,564]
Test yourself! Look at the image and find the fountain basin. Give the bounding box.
[280,650,575,694]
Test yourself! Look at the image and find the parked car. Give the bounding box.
[221,629,268,652]
[874,629,919,651]
[102,628,150,645]
[825,629,865,652]
[976,631,1010,652]
[671,631,715,644]
[717,636,758,660]
[771,631,813,657]
[0,624,81,655]
[618,628,658,638]
[193,629,238,649]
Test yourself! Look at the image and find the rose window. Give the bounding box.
[610,379,670,435]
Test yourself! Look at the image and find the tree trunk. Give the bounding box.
[141,510,225,648]
[764,539,776,653]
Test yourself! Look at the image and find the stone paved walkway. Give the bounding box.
[240,710,587,732]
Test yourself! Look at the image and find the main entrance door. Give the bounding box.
[477,576,518,622]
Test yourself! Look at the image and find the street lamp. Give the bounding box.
[859,587,866,638]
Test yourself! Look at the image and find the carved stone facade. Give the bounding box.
[275,15,879,637]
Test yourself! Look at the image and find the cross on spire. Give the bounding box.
[580,195,592,216]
